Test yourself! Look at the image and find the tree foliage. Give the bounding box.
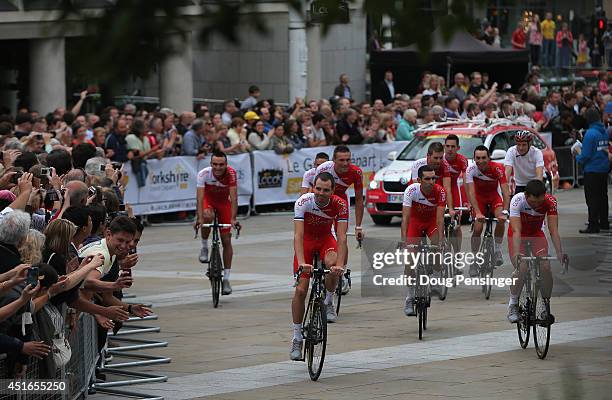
[58,0,484,82]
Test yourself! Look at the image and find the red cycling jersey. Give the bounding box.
[465,161,506,195]
[444,153,468,187]
[294,193,348,240]
[410,157,451,186]
[403,183,446,221]
[196,166,237,203]
[315,161,363,199]
[403,182,446,239]
[509,192,558,236]
[508,192,558,258]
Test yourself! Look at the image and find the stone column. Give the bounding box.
[29,37,66,114]
[159,31,193,113]
[288,7,308,103]
[306,24,321,101]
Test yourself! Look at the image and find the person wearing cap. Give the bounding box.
[243,111,260,133]
[573,107,609,233]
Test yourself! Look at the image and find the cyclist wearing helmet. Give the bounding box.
[504,130,544,195]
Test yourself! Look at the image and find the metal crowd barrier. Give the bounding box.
[0,312,98,400]
[553,146,584,187]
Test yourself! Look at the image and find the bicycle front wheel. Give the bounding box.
[533,287,551,359]
[517,287,530,349]
[481,237,494,300]
[418,301,424,340]
[306,298,327,381]
[209,245,223,308]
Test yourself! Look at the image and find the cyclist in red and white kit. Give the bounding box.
[194,151,239,295]
[401,165,446,316]
[300,152,330,195]
[507,179,564,323]
[410,142,455,218]
[316,145,364,294]
[291,172,348,360]
[443,134,469,251]
[465,145,510,276]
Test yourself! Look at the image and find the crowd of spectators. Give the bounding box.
[0,130,152,379]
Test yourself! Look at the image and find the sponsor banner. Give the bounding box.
[252,142,406,206]
[131,156,199,215]
[124,154,252,215]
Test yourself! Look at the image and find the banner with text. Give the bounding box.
[252,142,406,206]
[126,154,252,215]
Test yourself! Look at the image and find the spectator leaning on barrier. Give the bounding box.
[285,119,306,150]
[248,119,272,151]
[181,119,207,158]
[573,107,610,233]
[270,123,293,154]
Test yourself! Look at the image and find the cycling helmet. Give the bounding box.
[514,130,532,142]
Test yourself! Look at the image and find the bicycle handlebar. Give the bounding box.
[516,254,570,273]
[293,265,331,286]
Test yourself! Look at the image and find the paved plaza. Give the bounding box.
[93,187,612,400]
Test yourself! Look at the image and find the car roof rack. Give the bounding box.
[414,117,533,135]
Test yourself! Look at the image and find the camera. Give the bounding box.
[26,267,39,288]
[119,203,126,212]
[10,171,23,184]
[88,186,97,197]
[99,164,107,172]
[45,190,59,202]
[40,167,51,176]
[120,269,133,288]
[112,162,122,170]
[34,134,43,140]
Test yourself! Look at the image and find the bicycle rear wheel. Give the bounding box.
[306,298,327,381]
[517,287,531,349]
[417,300,424,340]
[209,244,223,308]
[533,286,551,359]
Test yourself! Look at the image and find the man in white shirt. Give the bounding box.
[504,130,544,194]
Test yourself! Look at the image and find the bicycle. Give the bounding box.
[441,206,470,299]
[472,204,498,300]
[294,253,331,381]
[404,231,439,340]
[515,243,568,359]
[195,211,240,308]
[335,232,361,315]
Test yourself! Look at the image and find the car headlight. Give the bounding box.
[369,180,379,190]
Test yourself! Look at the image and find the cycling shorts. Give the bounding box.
[293,235,337,279]
[203,196,232,234]
[405,219,438,245]
[507,229,548,260]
